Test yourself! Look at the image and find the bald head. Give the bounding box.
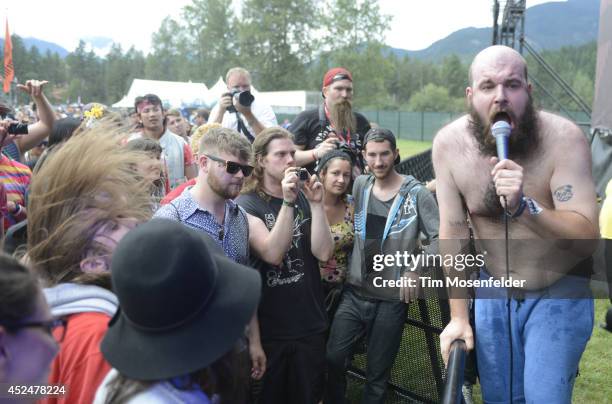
[469,46,528,87]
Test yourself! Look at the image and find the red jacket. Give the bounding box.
[40,312,111,404]
[161,178,196,205]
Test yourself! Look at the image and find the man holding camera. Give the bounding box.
[0,80,54,163]
[209,67,277,142]
[291,67,371,175]
[0,80,55,232]
[237,127,333,404]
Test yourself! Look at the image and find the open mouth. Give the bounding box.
[492,112,514,129]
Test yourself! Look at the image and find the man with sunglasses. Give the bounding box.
[155,127,308,383]
[291,67,371,176]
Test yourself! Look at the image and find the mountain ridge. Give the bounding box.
[3,0,600,61]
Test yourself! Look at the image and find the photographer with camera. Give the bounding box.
[237,127,333,404]
[0,80,54,232]
[0,80,55,163]
[291,67,371,177]
[209,67,277,142]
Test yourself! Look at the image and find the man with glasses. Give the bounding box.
[291,67,371,176]
[0,254,60,386]
[155,127,308,383]
[209,67,277,142]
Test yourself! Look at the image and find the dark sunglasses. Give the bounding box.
[204,154,254,177]
[2,317,68,342]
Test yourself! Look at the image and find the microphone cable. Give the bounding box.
[502,195,514,404]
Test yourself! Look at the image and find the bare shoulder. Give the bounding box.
[538,111,588,152]
[433,115,470,158]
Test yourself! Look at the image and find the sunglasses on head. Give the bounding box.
[204,154,254,177]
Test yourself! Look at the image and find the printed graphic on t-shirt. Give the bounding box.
[263,207,310,288]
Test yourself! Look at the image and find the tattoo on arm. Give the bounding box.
[553,185,573,202]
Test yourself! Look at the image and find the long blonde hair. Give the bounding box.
[27,119,153,288]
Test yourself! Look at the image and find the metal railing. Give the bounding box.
[442,340,468,404]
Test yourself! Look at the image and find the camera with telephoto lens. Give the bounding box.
[225,90,255,113]
[7,122,29,135]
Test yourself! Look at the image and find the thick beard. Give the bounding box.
[208,170,241,200]
[329,100,356,134]
[468,96,540,159]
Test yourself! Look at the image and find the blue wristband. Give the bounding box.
[507,197,526,218]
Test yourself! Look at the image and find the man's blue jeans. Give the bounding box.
[475,271,594,404]
[325,287,407,404]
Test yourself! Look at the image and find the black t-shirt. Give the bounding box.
[290,106,371,173]
[364,194,393,276]
[237,191,327,341]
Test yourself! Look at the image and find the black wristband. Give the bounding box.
[282,200,295,207]
[11,203,21,215]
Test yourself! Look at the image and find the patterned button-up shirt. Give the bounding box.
[154,187,249,264]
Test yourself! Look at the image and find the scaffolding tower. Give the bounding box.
[492,0,592,122]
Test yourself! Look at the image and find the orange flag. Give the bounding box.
[3,20,14,93]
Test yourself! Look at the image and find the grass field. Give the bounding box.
[347,299,611,403]
[397,139,432,158]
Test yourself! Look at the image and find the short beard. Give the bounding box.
[329,100,356,134]
[468,96,540,159]
[208,171,241,200]
[369,164,393,181]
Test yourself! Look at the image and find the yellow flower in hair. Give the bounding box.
[84,104,105,120]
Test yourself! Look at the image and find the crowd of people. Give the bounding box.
[0,45,607,404]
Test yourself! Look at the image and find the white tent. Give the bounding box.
[204,76,261,104]
[112,79,209,109]
[113,78,318,114]
[203,77,228,106]
[256,91,320,114]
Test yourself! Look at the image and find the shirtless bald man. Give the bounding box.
[434,45,599,403]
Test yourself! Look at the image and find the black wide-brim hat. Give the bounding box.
[101,218,261,381]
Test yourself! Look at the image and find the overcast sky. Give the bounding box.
[4,0,562,54]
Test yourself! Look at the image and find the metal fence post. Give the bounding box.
[421,111,425,141]
[397,111,401,139]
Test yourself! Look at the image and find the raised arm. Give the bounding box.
[294,138,338,168]
[248,168,301,265]
[302,173,334,262]
[15,80,55,154]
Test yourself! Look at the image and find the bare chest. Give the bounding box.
[452,153,553,219]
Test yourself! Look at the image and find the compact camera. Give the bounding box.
[298,168,310,181]
[7,122,29,135]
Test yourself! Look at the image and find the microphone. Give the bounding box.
[492,120,511,160]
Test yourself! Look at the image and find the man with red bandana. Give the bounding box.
[435,45,599,403]
[290,67,371,176]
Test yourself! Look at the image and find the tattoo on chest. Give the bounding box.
[553,185,573,202]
